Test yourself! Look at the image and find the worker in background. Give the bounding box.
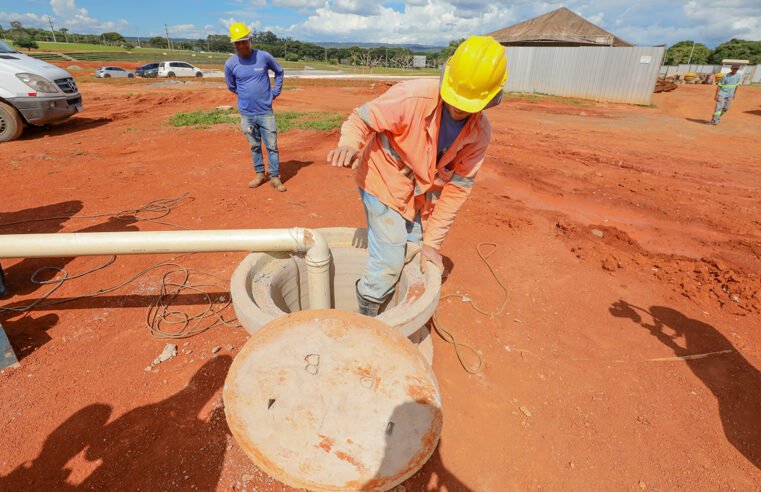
[224,22,287,192]
[327,36,507,317]
[711,64,742,125]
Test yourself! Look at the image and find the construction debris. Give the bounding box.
[152,343,178,366]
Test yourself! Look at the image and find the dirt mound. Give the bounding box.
[555,221,761,315]
[654,79,678,93]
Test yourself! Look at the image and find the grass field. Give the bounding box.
[168,108,345,132]
[4,39,438,76]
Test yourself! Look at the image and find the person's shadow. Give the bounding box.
[1,214,141,361]
[0,356,232,490]
[609,300,761,470]
[367,401,472,491]
[278,160,313,184]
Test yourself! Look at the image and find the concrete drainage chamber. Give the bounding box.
[230,228,441,363]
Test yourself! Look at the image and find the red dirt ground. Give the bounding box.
[1,78,760,491]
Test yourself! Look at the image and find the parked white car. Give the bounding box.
[95,66,134,78]
[0,39,82,142]
[158,61,204,78]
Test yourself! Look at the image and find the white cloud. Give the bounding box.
[330,0,380,16]
[0,11,49,28]
[219,17,261,32]
[272,0,327,8]
[49,0,128,33]
[276,1,517,45]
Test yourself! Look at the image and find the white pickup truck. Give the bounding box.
[0,39,82,142]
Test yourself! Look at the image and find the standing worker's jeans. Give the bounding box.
[240,112,280,176]
[712,95,733,124]
[357,188,422,304]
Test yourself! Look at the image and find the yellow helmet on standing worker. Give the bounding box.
[440,35,508,113]
[229,22,251,42]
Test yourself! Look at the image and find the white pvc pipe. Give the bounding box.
[0,227,332,309]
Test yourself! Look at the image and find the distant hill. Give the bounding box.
[314,41,445,53]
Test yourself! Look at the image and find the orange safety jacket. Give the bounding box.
[338,79,492,249]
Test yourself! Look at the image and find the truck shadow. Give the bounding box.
[18,117,110,141]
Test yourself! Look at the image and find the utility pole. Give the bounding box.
[47,16,57,43]
[686,40,696,66]
[165,24,172,51]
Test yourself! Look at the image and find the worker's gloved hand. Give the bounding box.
[420,245,444,274]
[327,146,359,169]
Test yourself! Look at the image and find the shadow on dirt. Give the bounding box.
[0,203,144,360]
[0,356,232,490]
[396,438,473,491]
[279,159,314,184]
[18,117,111,141]
[685,117,712,125]
[609,300,761,471]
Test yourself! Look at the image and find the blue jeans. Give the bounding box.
[357,189,422,303]
[241,112,279,176]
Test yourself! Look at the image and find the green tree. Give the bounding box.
[664,40,710,65]
[147,36,167,48]
[60,27,69,42]
[440,38,465,59]
[102,32,125,44]
[709,39,761,64]
[10,21,22,33]
[16,36,38,50]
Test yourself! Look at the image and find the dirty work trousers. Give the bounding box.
[240,112,280,177]
[357,188,422,303]
[711,95,733,124]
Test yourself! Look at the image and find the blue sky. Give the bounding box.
[2,0,760,47]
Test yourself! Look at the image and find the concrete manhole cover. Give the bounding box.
[223,309,442,491]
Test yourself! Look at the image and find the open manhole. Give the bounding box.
[230,228,441,363]
[224,310,442,492]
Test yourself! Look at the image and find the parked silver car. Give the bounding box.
[95,66,134,78]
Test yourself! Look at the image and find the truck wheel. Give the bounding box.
[128,73,134,78]
[0,101,24,143]
[168,72,176,78]
[104,74,111,78]
[195,71,203,78]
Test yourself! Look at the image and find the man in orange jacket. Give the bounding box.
[327,36,508,316]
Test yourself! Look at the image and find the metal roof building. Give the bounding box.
[488,7,632,47]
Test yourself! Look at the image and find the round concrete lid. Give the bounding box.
[224,310,442,491]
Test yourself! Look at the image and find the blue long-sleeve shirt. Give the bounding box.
[224,50,284,116]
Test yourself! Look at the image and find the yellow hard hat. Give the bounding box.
[440,35,508,113]
[229,22,251,43]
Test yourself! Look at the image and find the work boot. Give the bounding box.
[355,280,383,317]
[270,176,287,192]
[248,173,266,188]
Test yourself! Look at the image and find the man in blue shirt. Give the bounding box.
[225,22,286,191]
[711,64,742,126]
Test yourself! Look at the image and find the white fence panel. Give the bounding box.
[504,46,665,105]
